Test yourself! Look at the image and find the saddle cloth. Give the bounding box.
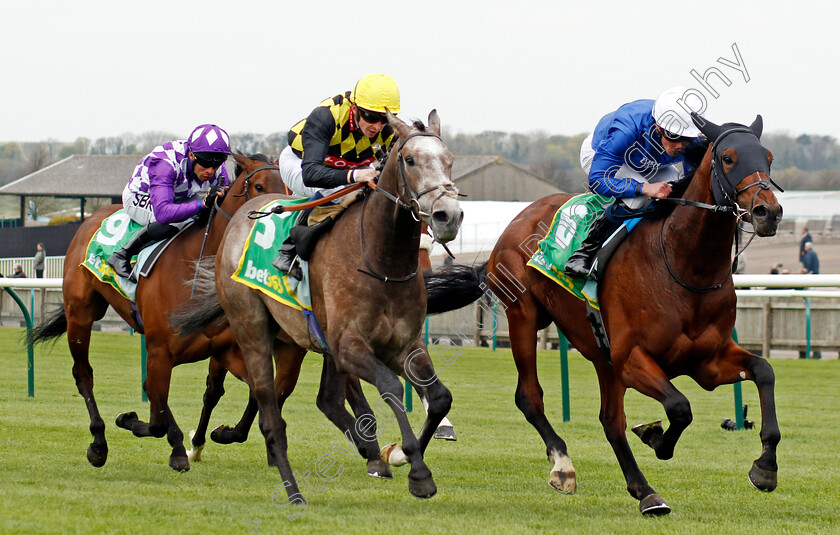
[231,197,313,311]
[82,210,186,301]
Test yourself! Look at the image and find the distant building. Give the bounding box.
[451,155,561,201]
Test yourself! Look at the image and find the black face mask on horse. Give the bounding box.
[692,113,783,210]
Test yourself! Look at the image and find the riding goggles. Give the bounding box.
[358,107,388,125]
[193,152,228,169]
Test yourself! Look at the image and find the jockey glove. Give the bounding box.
[203,185,224,209]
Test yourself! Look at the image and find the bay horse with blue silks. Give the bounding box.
[423,113,783,514]
[170,110,463,502]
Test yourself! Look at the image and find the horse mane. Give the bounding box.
[411,119,426,131]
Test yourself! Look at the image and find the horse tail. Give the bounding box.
[169,257,226,336]
[26,305,67,347]
[424,261,488,315]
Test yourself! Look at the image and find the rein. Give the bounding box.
[248,181,366,219]
[191,162,277,295]
[657,127,779,293]
[358,130,460,282]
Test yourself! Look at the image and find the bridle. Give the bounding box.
[659,127,781,293]
[370,131,460,222]
[358,131,460,282]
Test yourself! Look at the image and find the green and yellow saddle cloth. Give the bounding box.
[526,193,615,309]
[231,197,331,351]
[82,210,178,301]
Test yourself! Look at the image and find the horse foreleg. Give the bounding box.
[508,310,576,494]
[694,343,779,492]
[400,343,451,454]
[621,347,692,462]
[188,358,229,462]
[336,336,436,499]
[316,356,391,478]
[202,346,258,447]
[115,350,189,471]
[595,363,670,515]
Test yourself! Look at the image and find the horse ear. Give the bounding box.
[691,112,721,141]
[749,115,763,138]
[385,107,410,138]
[427,109,441,136]
[232,152,247,168]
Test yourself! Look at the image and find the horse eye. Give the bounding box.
[255,184,265,193]
[405,156,415,166]
[722,155,733,165]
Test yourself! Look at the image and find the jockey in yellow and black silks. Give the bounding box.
[273,73,400,278]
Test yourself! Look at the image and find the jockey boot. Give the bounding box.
[271,240,303,280]
[290,217,334,261]
[563,212,618,280]
[107,222,177,282]
[271,217,334,280]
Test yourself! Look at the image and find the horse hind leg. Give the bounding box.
[507,310,576,494]
[316,357,391,479]
[65,297,109,467]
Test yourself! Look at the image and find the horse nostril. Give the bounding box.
[432,211,450,225]
[752,206,768,220]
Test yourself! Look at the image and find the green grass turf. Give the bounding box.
[0,326,838,534]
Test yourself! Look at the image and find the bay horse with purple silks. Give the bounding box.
[423,113,783,514]
[170,110,463,502]
[26,153,290,471]
[26,153,381,473]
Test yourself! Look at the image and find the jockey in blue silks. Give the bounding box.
[564,86,704,280]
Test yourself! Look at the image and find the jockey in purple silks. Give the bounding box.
[107,124,231,281]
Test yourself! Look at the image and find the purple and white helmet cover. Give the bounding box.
[187,124,231,154]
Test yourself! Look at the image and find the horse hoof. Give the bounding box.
[408,476,437,499]
[631,420,663,447]
[748,462,778,492]
[639,493,671,515]
[548,469,577,494]
[115,411,138,430]
[380,443,409,467]
[433,425,457,441]
[210,425,243,444]
[86,443,108,467]
[367,459,393,479]
[187,445,204,463]
[170,456,190,472]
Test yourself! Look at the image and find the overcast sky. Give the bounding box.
[1,1,835,144]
